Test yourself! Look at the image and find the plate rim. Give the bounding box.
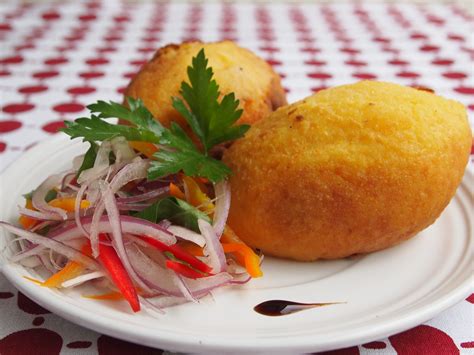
[0,135,472,353]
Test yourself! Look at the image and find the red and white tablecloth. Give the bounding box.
[0,1,473,354]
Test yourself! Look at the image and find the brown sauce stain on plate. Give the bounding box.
[254,299,344,316]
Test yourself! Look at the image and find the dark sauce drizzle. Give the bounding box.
[254,300,343,317]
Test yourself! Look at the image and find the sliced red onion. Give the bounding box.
[18,207,64,221]
[0,222,99,269]
[17,237,31,251]
[110,159,149,191]
[63,184,80,193]
[73,216,175,244]
[126,244,187,297]
[115,191,128,199]
[94,140,112,167]
[226,259,247,275]
[30,221,55,232]
[85,180,101,206]
[111,136,136,162]
[57,191,77,199]
[75,182,90,237]
[159,219,172,230]
[116,202,151,212]
[39,252,56,273]
[116,186,169,204]
[89,159,149,256]
[49,248,65,270]
[63,237,88,250]
[11,216,176,263]
[129,244,220,300]
[18,255,42,268]
[89,207,103,257]
[175,274,198,303]
[136,178,174,192]
[77,141,111,185]
[60,171,76,191]
[78,166,109,185]
[167,225,205,247]
[198,219,227,273]
[101,182,153,294]
[105,161,131,183]
[212,180,231,239]
[61,271,106,288]
[5,237,31,259]
[66,184,80,192]
[72,154,85,171]
[139,297,165,315]
[32,174,67,220]
[184,272,233,296]
[229,274,252,285]
[146,295,189,308]
[18,207,90,221]
[80,162,131,190]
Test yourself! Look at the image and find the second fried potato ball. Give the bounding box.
[223,81,472,261]
[124,41,287,130]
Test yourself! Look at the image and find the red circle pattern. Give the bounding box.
[0,1,472,353]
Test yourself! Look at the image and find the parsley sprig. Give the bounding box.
[61,49,249,183]
[172,50,248,153]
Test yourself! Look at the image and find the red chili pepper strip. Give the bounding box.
[165,260,208,279]
[139,236,212,274]
[97,234,140,312]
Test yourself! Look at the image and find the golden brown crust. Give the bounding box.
[223,81,472,261]
[124,41,287,130]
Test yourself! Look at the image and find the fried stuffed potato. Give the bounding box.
[124,41,287,130]
[224,81,472,261]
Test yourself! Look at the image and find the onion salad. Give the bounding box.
[0,49,263,313]
[1,141,262,313]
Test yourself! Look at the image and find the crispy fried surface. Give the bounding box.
[224,81,472,261]
[124,41,287,129]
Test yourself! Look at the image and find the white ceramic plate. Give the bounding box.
[0,134,472,354]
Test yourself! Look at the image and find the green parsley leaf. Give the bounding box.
[61,50,250,183]
[61,115,161,143]
[172,49,250,153]
[76,141,98,178]
[46,190,58,202]
[148,122,231,183]
[135,197,211,232]
[88,97,164,137]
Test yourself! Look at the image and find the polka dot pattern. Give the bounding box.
[0,1,472,354]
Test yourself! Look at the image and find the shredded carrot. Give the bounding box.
[18,215,37,230]
[42,261,83,288]
[19,198,89,229]
[128,141,158,159]
[169,182,186,200]
[222,243,263,278]
[182,176,214,213]
[221,225,244,244]
[18,199,38,230]
[23,276,43,285]
[41,244,92,288]
[221,226,262,278]
[83,291,124,301]
[49,198,90,212]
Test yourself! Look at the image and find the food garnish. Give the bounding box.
[0,49,261,313]
[62,49,249,184]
